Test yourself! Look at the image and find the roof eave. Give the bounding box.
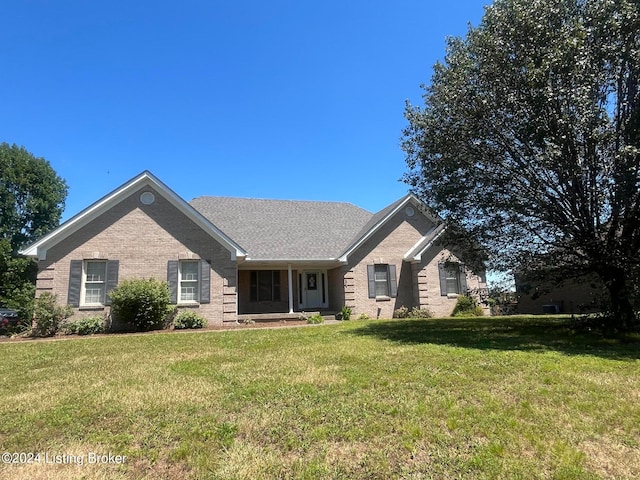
[404,224,447,263]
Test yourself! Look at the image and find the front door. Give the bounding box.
[303,271,325,309]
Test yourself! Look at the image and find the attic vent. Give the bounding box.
[405,206,415,217]
[140,191,155,205]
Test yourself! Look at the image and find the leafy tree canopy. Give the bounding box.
[0,143,67,318]
[403,0,640,330]
[0,143,67,252]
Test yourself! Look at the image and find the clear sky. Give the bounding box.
[2,1,488,221]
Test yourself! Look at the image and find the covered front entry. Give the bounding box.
[298,270,328,310]
[237,265,330,315]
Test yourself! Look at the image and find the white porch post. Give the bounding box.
[288,264,294,314]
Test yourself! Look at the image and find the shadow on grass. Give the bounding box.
[350,316,640,360]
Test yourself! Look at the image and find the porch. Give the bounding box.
[236,263,344,316]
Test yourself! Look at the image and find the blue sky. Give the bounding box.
[2,1,488,221]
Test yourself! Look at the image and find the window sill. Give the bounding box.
[79,306,106,311]
[447,293,460,299]
[178,302,200,308]
[375,296,391,302]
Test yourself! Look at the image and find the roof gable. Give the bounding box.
[19,171,246,260]
[338,194,441,262]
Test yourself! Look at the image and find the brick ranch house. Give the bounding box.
[20,171,487,325]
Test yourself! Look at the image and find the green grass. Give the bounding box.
[1,316,639,479]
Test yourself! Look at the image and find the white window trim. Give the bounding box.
[374,264,390,299]
[81,260,107,307]
[179,260,200,304]
[445,266,461,296]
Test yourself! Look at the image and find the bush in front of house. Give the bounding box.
[109,278,174,331]
[307,314,325,324]
[62,315,105,335]
[174,310,207,329]
[394,306,433,319]
[451,295,484,317]
[409,307,433,318]
[340,305,352,321]
[32,293,74,337]
[393,306,410,318]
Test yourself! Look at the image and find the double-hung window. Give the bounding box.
[68,259,119,308]
[367,264,398,299]
[438,262,467,296]
[374,264,390,297]
[83,261,107,305]
[179,261,200,302]
[167,259,211,305]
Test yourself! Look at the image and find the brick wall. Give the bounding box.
[345,208,433,319]
[36,186,238,325]
[411,245,486,317]
[343,208,487,319]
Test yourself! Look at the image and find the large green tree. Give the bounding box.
[403,0,640,330]
[0,143,67,317]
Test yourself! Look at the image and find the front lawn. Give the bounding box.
[0,317,638,479]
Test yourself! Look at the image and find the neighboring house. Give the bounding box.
[515,273,605,314]
[19,171,487,324]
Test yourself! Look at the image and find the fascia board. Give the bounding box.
[404,225,447,263]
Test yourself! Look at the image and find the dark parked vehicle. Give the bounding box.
[0,308,22,332]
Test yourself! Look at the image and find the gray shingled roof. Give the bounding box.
[189,196,375,260]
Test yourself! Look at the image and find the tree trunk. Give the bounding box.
[598,267,638,332]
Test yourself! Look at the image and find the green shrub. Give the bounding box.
[409,307,433,318]
[394,306,432,319]
[109,278,174,331]
[357,313,371,321]
[32,293,74,337]
[174,310,207,329]
[307,314,324,324]
[393,306,410,318]
[340,305,352,321]
[451,295,484,317]
[63,315,105,335]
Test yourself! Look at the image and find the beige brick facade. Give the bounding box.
[334,209,487,318]
[36,185,238,326]
[25,172,488,325]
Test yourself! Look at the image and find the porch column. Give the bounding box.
[288,264,294,313]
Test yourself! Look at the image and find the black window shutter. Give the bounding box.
[388,264,398,297]
[200,259,210,304]
[459,265,467,294]
[367,265,376,298]
[68,260,83,307]
[104,260,119,305]
[167,260,178,304]
[438,263,447,296]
